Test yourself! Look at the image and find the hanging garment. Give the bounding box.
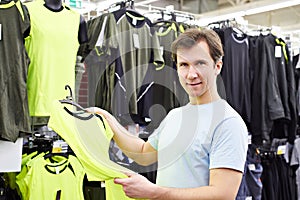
[23,155,85,200]
[138,21,188,130]
[219,27,251,125]
[25,0,80,116]
[16,151,44,199]
[48,101,139,200]
[291,138,300,200]
[83,8,164,124]
[248,34,289,144]
[0,0,31,142]
[81,13,116,109]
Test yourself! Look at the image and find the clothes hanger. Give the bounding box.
[59,85,106,128]
[59,85,86,111]
[152,11,176,26]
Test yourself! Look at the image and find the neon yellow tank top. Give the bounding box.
[48,101,139,200]
[25,0,80,116]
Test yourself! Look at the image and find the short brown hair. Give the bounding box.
[171,28,224,64]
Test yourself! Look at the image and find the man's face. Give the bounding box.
[176,41,222,103]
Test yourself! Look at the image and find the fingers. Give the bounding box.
[114,177,124,185]
[114,177,130,185]
[123,171,135,177]
[86,107,107,116]
[85,107,98,113]
[114,172,136,185]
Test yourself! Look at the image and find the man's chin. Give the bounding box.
[188,93,202,98]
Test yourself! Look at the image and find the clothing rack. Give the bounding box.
[137,4,195,23]
[146,10,195,22]
[106,0,134,12]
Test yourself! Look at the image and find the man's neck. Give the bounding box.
[189,91,221,105]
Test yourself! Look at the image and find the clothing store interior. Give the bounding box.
[1,0,300,199]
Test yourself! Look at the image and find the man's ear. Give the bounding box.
[215,60,223,75]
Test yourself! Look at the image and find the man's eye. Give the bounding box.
[197,61,206,66]
[179,63,188,67]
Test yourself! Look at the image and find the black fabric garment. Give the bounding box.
[261,154,279,200]
[282,42,298,144]
[236,144,263,200]
[245,144,263,200]
[250,34,286,144]
[219,27,251,125]
[249,35,264,144]
[274,40,290,121]
[79,13,115,108]
[262,34,286,134]
[0,0,31,142]
[269,38,297,144]
[293,54,300,126]
[236,163,249,200]
[137,22,188,131]
[110,8,164,119]
[264,138,298,200]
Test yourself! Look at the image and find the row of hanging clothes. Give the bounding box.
[0,88,79,199]
[210,19,299,145]
[1,89,119,200]
[0,127,86,200]
[209,19,299,200]
[77,0,200,187]
[78,0,199,133]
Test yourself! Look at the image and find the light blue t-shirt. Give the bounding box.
[148,99,248,188]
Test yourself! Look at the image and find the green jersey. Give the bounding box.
[0,0,31,141]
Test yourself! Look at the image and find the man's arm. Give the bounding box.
[87,107,157,166]
[115,168,243,200]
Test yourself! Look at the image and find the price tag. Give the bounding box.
[248,164,256,171]
[248,134,252,144]
[132,18,137,26]
[52,140,68,153]
[275,46,282,58]
[277,145,286,155]
[133,33,140,49]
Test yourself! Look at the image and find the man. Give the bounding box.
[89,28,248,200]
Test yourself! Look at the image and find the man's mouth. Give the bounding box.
[188,82,202,86]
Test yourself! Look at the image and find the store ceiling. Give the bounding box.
[133,0,300,32]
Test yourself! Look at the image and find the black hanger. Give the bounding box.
[59,85,106,131]
[44,151,69,161]
[108,0,134,11]
[59,84,86,111]
[59,99,86,111]
[153,11,176,27]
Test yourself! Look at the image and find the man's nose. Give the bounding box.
[187,65,199,79]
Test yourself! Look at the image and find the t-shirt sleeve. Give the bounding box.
[147,114,169,150]
[210,116,248,172]
[147,127,160,150]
